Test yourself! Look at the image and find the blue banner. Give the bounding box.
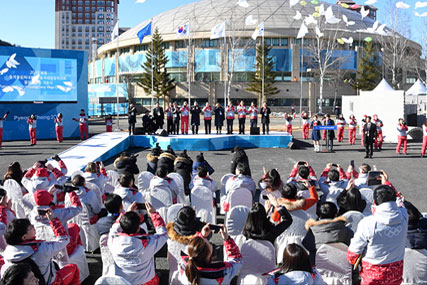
[314,125,337,130]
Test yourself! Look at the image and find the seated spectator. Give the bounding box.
[2,213,80,285]
[3,161,28,195]
[243,197,292,245]
[174,150,193,196]
[149,167,179,204]
[72,175,104,224]
[108,202,167,284]
[0,188,16,251]
[83,161,107,192]
[318,163,348,205]
[114,173,145,210]
[345,163,371,189]
[305,202,353,249]
[192,152,214,177]
[260,169,285,201]
[230,146,251,177]
[192,167,217,193]
[23,159,67,194]
[287,161,318,186]
[1,264,39,285]
[146,143,162,175]
[157,146,176,174]
[113,152,139,176]
[347,178,408,285]
[225,163,256,196]
[337,184,367,216]
[266,243,324,285]
[95,194,122,236]
[178,224,242,284]
[404,200,427,249]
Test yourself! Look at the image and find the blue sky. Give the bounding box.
[0,0,424,48]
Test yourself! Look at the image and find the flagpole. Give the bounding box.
[223,24,227,107]
[262,32,265,106]
[115,19,120,131]
[188,22,191,107]
[299,36,304,116]
[151,21,154,110]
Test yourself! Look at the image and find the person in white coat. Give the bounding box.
[114,173,145,210]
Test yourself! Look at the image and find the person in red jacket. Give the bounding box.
[284,113,293,135]
[54,113,64,143]
[396,118,408,154]
[27,114,37,146]
[336,114,346,142]
[226,101,235,135]
[348,115,357,145]
[248,102,258,128]
[301,111,310,140]
[237,100,247,134]
[202,102,213,135]
[105,114,113,132]
[373,114,384,150]
[180,101,190,134]
[73,109,89,140]
[0,111,9,148]
[422,119,427,157]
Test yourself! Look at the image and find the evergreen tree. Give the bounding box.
[137,28,175,106]
[355,42,381,91]
[247,42,280,105]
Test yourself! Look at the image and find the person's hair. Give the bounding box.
[120,212,140,234]
[58,113,63,118]
[80,109,85,112]
[185,237,211,285]
[337,188,366,214]
[366,116,372,120]
[197,167,208,178]
[360,164,371,173]
[328,169,340,182]
[5,219,32,245]
[72,174,85,187]
[317,202,338,219]
[282,183,297,199]
[0,188,6,199]
[104,194,122,214]
[118,173,134,187]
[85,162,97,173]
[424,119,427,127]
[298,166,309,179]
[1,263,35,285]
[263,169,282,190]
[120,151,130,158]
[3,162,24,186]
[373,185,396,205]
[404,201,422,227]
[236,163,249,176]
[243,203,273,240]
[156,166,168,178]
[280,243,313,274]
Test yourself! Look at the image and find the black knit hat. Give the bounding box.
[164,145,176,156]
[179,149,190,159]
[151,143,162,156]
[173,206,203,236]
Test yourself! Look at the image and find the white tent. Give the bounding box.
[406,79,427,96]
[373,78,394,92]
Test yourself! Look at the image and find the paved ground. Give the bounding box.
[0,115,426,284]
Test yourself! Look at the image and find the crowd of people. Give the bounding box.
[0,144,425,285]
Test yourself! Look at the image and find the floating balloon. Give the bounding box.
[337,38,345,45]
[341,3,349,8]
[364,37,372,42]
[313,12,320,17]
[315,6,320,11]
[300,0,307,6]
[311,0,319,4]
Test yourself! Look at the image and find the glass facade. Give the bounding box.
[194,49,221,72]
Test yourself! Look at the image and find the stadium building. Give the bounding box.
[88,0,422,115]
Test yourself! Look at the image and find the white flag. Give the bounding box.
[296,22,308,39]
[111,21,119,40]
[211,22,226,39]
[176,22,190,37]
[251,21,264,40]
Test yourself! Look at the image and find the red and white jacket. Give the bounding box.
[374,119,383,132]
[237,105,247,119]
[180,106,189,117]
[301,116,310,126]
[78,115,88,125]
[336,119,346,128]
[285,117,293,126]
[54,117,63,127]
[105,118,113,126]
[348,118,357,129]
[202,106,212,120]
[397,124,408,137]
[0,113,8,129]
[165,107,173,119]
[226,106,235,120]
[27,118,37,129]
[248,106,258,120]
[424,125,427,137]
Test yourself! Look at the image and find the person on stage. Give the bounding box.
[421,119,427,157]
[284,113,293,135]
[202,102,213,135]
[105,114,113,132]
[324,114,335,152]
[248,102,258,128]
[360,114,367,146]
[153,102,164,129]
[396,118,408,155]
[214,103,224,134]
[336,114,346,142]
[190,101,201,135]
[0,111,9,147]
[128,103,137,135]
[172,102,180,135]
[301,111,310,140]
[310,114,322,152]
[291,104,296,118]
[322,115,327,140]
[260,102,271,135]
[373,114,384,150]
[237,100,247,135]
[226,101,235,135]
[363,116,377,158]
[27,114,37,146]
[54,113,64,142]
[180,101,190,134]
[348,115,357,145]
[73,109,88,140]
[165,103,173,134]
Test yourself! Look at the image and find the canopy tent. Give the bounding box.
[406,79,427,96]
[373,78,394,92]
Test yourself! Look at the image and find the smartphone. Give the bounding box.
[367,171,382,186]
[331,163,338,168]
[37,209,48,216]
[54,184,64,190]
[262,194,268,200]
[350,160,355,168]
[136,203,146,210]
[209,224,222,233]
[298,161,306,166]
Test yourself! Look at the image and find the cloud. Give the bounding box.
[136,0,147,3]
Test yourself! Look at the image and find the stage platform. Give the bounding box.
[59,131,292,173]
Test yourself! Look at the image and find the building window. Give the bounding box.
[85,7,90,11]
[72,19,76,24]
[78,0,83,5]
[134,45,148,52]
[97,20,104,25]
[97,32,104,37]
[85,0,90,4]
[162,42,170,49]
[98,26,104,32]
[85,13,90,18]
[92,0,95,4]
[98,1,105,5]
[272,38,280,46]
[98,14,104,19]
[91,19,95,24]
[120,47,130,54]
[78,13,82,18]
[281,38,288,46]
[201,39,218,48]
[78,7,83,11]
[78,19,82,24]
[92,7,95,11]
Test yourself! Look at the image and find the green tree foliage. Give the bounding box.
[355,42,381,91]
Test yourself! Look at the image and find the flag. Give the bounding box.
[137,21,152,43]
[176,22,190,37]
[251,21,264,40]
[210,22,226,39]
[111,21,119,40]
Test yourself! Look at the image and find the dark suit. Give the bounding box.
[363,122,377,157]
[153,107,164,129]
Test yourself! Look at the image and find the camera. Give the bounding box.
[209,224,222,233]
[55,183,79,193]
[38,159,48,168]
[136,203,146,210]
[37,209,48,216]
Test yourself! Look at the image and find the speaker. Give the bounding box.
[155,129,168,137]
[134,127,145,135]
[250,127,260,135]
